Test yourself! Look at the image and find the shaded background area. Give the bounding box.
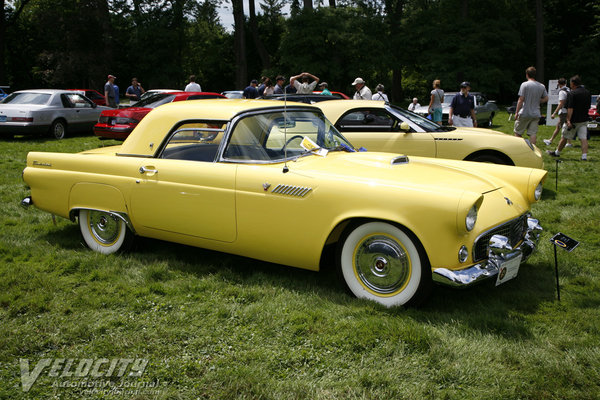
[1,0,599,104]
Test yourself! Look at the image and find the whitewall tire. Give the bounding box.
[79,209,132,254]
[338,221,430,307]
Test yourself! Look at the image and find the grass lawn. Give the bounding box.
[1,111,599,399]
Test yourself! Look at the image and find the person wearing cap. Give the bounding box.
[104,74,117,108]
[290,72,320,94]
[273,76,285,94]
[243,79,259,99]
[372,84,388,102]
[318,82,332,96]
[352,77,372,100]
[448,82,477,128]
[408,97,420,111]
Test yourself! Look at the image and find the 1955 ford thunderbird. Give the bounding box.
[21,99,546,306]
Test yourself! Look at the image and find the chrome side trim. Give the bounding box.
[271,184,312,197]
[69,208,136,235]
[432,217,542,288]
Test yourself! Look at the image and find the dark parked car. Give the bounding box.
[414,92,499,127]
[261,92,347,104]
[94,91,225,140]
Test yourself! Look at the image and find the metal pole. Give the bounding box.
[554,244,560,301]
[555,159,559,191]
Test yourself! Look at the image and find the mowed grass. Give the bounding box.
[1,112,599,399]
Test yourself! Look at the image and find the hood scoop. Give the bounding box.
[391,155,409,165]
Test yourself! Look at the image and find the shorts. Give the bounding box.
[562,121,588,140]
[432,108,443,123]
[514,116,539,136]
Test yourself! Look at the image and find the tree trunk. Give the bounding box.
[535,0,544,84]
[303,0,313,12]
[248,0,271,69]
[0,0,6,85]
[232,0,247,89]
[328,0,335,7]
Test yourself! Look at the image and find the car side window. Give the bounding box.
[337,109,396,132]
[161,122,227,162]
[62,93,93,108]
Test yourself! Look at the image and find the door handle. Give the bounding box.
[139,166,158,174]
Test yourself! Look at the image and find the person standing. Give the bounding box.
[513,66,548,145]
[372,84,389,102]
[290,72,320,94]
[104,74,117,108]
[352,77,372,100]
[408,98,420,111]
[448,82,477,127]
[273,76,285,94]
[125,77,145,102]
[547,75,591,160]
[427,79,444,125]
[318,82,332,96]
[544,78,572,147]
[263,78,274,96]
[243,79,259,99]
[185,75,202,92]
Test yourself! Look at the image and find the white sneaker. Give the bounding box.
[565,143,573,148]
[543,139,552,146]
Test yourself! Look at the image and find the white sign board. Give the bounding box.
[546,79,559,127]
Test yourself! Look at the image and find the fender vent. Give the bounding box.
[391,155,409,165]
[271,184,312,197]
[434,137,463,141]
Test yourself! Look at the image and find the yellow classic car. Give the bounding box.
[316,100,544,168]
[21,100,546,307]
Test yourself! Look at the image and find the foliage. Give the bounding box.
[1,116,600,398]
[1,0,599,101]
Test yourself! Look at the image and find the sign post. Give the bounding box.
[549,232,580,301]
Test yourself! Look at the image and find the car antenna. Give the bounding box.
[282,87,289,173]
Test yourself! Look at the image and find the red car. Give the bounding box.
[94,91,225,139]
[313,91,350,99]
[67,89,107,106]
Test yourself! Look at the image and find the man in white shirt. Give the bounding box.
[185,75,202,92]
[408,98,420,111]
[352,77,372,100]
[290,72,319,94]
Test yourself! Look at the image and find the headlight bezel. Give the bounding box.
[534,182,543,201]
[465,205,478,232]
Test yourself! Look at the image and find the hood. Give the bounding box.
[292,151,508,195]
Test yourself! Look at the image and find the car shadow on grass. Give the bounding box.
[42,224,564,339]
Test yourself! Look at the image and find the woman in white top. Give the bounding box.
[427,79,444,125]
[372,84,389,102]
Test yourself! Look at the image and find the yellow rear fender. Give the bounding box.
[68,183,129,222]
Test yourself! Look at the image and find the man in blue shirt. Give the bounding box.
[125,78,145,102]
[448,82,477,127]
[243,80,259,99]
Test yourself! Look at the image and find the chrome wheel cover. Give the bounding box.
[354,235,411,294]
[88,211,120,245]
[53,123,65,139]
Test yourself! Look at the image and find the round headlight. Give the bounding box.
[534,182,543,201]
[458,245,469,263]
[466,205,478,231]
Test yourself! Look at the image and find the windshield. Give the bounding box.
[134,93,175,108]
[223,110,354,162]
[3,92,51,105]
[389,104,454,132]
[442,94,455,106]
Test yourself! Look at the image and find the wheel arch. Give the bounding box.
[68,183,134,233]
[464,149,514,165]
[320,217,431,272]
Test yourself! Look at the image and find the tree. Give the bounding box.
[232,0,247,88]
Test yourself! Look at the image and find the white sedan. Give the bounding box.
[0,89,109,139]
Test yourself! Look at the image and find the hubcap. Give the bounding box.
[54,123,65,139]
[88,211,120,245]
[354,235,411,294]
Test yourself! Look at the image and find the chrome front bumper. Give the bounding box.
[432,217,543,288]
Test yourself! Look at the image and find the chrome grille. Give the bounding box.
[271,184,312,197]
[473,214,528,261]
